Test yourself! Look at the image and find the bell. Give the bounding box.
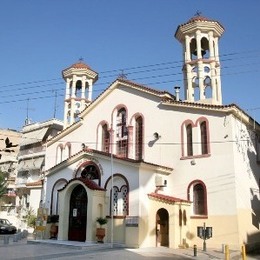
[192,48,206,57]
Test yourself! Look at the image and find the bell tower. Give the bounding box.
[175,14,225,105]
[62,61,98,128]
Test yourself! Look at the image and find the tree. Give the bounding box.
[0,172,7,199]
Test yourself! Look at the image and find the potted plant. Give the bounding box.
[96,217,108,243]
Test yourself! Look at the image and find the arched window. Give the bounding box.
[105,174,129,217]
[183,210,187,225]
[201,37,209,58]
[63,143,71,160]
[80,164,100,184]
[116,107,128,157]
[75,80,82,98]
[56,145,63,164]
[102,124,110,153]
[111,185,128,216]
[200,121,208,154]
[179,209,183,226]
[193,183,207,215]
[135,116,143,160]
[188,180,207,217]
[50,179,67,215]
[75,162,101,186]
[190,38,197,60]
[112,186,119,215]
[204,76,212,99]
[186,124,193,156]
[121,185,128,215]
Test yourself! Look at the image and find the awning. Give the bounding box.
[20,127,49,146]
[18,157,44,171]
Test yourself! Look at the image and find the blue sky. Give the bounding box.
[0,0,260,130]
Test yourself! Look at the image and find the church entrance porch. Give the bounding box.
[68,184,87,242]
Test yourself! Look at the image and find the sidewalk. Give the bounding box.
[28,239,260,260]
[26,239,248,259]
[1,235,259,260]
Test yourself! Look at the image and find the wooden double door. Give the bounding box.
[68,185,87,242]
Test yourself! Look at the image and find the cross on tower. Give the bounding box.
[195,11,202,16]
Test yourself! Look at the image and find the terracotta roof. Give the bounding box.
[188,15,213,23]
[79,77,175,116]
[182,14,224,29]
[117,78,174,98]
[64,61,91,70]
[175,14,225,39]
[161,97,236,109]
[62,61,99,82]
[46,147,173,176]
[59,177,105,191]
[148,192,191,204]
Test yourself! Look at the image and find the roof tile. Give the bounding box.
[148,192,190,204]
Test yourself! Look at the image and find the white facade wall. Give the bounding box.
[45,83,260,248]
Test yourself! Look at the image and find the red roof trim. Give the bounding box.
[47,147,173,173]
[3,193,16,197]
[59,177,105,192]
[148,192,191,204]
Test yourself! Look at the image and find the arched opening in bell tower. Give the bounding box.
[190,37,209,60]
[75,80,82,98]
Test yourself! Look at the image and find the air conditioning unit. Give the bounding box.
[155,176,167,187]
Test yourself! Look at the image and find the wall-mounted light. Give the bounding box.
[153,132,161,139]
[191,159,196,165]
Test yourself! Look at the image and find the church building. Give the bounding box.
[43,15,260,250]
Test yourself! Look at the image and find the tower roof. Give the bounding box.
[62,61,98,82]
[175,14,225,41]
[68,62,91,69]
[187,15,219,23]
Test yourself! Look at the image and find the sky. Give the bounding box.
[0,0,260,131]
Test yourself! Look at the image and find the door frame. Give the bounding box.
[156,208,169,247]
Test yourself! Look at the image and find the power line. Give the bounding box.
[0,49,260,90]
[0,49,259,122]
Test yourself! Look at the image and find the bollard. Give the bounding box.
[193,244,197,257]
[4,236,9,245]
[241,244,247,260]
[224,245,230,260]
